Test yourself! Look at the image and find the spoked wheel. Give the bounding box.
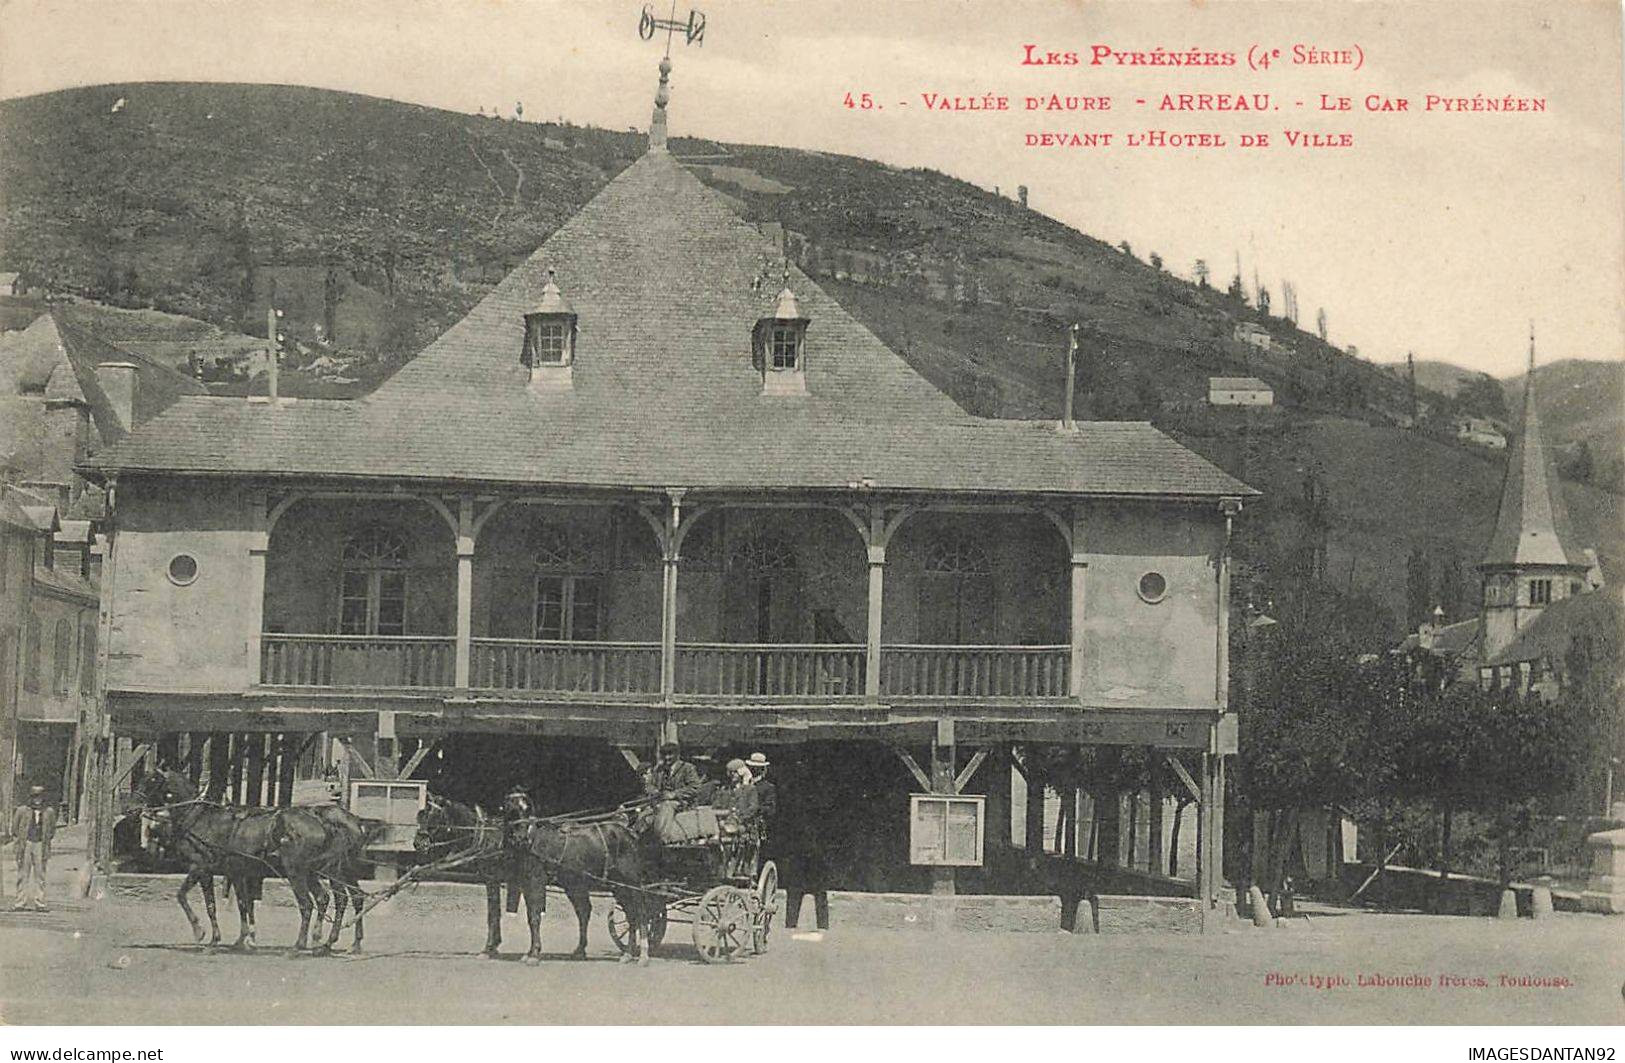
[692,885,750,964]
[752,860,779,954]
[607,903,668,955]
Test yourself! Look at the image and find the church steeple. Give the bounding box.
[1478,324,1589,658]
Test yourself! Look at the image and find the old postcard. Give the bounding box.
[0,0,1621,1041]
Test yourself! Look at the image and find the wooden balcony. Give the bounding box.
[470,638,661,695]
[259,635,1070,701]
[675,643,866,700]
[260,634,456,689]
[881,644,1070,699]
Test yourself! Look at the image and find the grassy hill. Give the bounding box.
[1,81,1618,636]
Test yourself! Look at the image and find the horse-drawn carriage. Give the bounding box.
[606,810,778,963]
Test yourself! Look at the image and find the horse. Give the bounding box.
[139,769,378,954]
[502,791,664,966]
[413,794,549,965]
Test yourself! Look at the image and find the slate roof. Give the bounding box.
[89,149,1253,501]
[1209,377,1271,391]
[0,311,207,440]
[1481,354,1586,568]
[1399,616,1482,658]
[1484,586,1623,668]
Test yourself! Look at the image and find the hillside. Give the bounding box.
[1,81,1619,635]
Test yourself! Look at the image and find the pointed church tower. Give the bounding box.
[1478,326,1590,658]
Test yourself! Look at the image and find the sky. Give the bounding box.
[1,0,1621,377]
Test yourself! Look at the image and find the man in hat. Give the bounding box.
[745,753,776,821]
[11,784,57,912]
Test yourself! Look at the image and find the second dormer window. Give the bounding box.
[770,324,802,370]
[522,268,577,391]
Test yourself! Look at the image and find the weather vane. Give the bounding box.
[639,1,705,55]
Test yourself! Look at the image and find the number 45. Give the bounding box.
[843,92,875,110]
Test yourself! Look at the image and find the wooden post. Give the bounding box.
[246,491,268,688]
[205,732,230,801]
[1067,507,1088,699]
[375,711,398,780]
[1024,768,1047,853]
[1147,749,1165,876]
[864,531,885,702]
[454,495,475,689]
[276,734,298,806]
[1214,753,1228,894]
[1198,752,1221,910]
[245,733,265,806]
[659,491,684,701]
[930,719,956,897]
[230,734,247,803]
[982,744,1012,865]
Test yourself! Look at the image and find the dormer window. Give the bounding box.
[523,268,577,392]
[754,284,809,396]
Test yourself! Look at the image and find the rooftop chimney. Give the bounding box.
[94,362,139,433]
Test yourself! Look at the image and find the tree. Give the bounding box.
[1456,373,1508,421]
[1149,251,1163,271]
[1316,307,1328,342]
[1117,241,1134,259]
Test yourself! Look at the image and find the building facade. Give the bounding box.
[83,68,1254,907]
[1208,376,1274,407]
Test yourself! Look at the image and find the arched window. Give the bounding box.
[339,525,409,636]
[53,618,73,695]
[920,532,994,643]
[532,525,602,640]
[725,530,803,642]
[23,616,41,693]
[80,614,97,692]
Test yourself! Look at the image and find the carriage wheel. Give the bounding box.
[752,861,779,954]
[607,903,668,955]
[691,886,750,964]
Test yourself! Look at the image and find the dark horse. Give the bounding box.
[414,793,662,965]
[140,770,378,953]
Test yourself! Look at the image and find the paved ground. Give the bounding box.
[2,830,1621,1024]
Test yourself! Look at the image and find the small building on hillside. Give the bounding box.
[1455,417,1508,450]
[1208,376,1273,407]
[1233,322,1271,350]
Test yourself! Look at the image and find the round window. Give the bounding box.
[1137,571,1168,604]
[167,554,199,586]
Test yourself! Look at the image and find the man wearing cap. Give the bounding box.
[11,784,56,912]
[644,742,702,807]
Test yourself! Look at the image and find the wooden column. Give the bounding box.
[205,732,230,801]
[229,734,247,803]
[375,711,398,780]
[1067,507,1088,698]
[245,734,265,806]
[454,496,475,689]
[658,491,684,702]
[1147,749,1165,876]
[982,744,1013,864]
[1198,752,1222,909]
[276,734,298,806]
[245,490,268,688]
[1024,766,1047,852]
[930,719,956,896]
[864,539,885,701]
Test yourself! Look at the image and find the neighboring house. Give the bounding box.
[1233,322,1271,350]
[1455,417,1508,450]
[0,312,202,826]
[0,483,98,827]
[1208,376,1273,407]
[81,63,1256,908]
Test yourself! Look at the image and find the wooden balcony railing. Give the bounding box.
[675,643,866,699]
[880,644,1070,698]
[258,635,1071,701]
[469,638,661,695]
[260,634,456,689]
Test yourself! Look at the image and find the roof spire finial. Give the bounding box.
[637,3,706,153]
[649,56,673,152]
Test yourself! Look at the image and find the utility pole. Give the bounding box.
[1063,323,1078,430]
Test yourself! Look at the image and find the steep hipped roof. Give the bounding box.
[1484,585,1623,668]
[0,310,207,440]
[89,145,1251,500]
[1481,344,1586,568]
